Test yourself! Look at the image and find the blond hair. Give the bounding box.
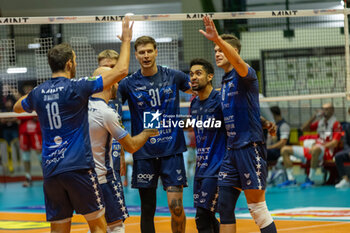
[98,49,119,63]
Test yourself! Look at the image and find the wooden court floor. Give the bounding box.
[0,212,349,233]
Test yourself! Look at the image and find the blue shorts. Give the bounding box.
[193,177,219,212]
[218,143,267,190]
[43,169,105,221]
[100,172,129,223]
[131,153,187,189]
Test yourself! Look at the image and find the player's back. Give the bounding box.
[88,98,127,183]
[22,76,103,178]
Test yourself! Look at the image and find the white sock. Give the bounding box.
[25,173,32,180]
[286,168,294,181]
[308,168,316,181]
[108,222,125,233]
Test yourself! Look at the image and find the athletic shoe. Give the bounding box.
[335,178,350,189]
[22,177,32,187]
[271,169,284,182]
[300,179,314,189]
[277,180,296,188]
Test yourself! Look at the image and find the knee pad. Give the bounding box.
[21,151,31,162]
[247,201,273,229]
[218,186,240,224]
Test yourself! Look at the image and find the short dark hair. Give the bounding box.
[220,34,241,54]
[270,106,281,116]
[47,43,74,73]
[134,36,157,51]
[190,58,214,75]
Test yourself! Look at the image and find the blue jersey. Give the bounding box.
[221,67,263,149]
[22,76,103,178]
[118,66,190,160]
[190,89,226,178]
[108,97,123,170]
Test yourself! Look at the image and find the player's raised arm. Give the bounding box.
[13,95,28,113]
[199,16,248,77]
[101,16,134,90]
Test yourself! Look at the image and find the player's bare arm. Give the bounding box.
[101,16,134,90]
[118,128,159,153]
[199,16,248,77]
[13,94,28,113]
[119,148,126,176]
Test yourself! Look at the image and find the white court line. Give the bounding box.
[70,218,174,231]
[249,221,350,233]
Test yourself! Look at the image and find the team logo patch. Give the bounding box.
[88,76,98,81]
[150,138,157,144]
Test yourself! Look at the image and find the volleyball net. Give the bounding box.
[0,8,350,127]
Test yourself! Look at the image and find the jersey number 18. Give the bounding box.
[46,102,62,130]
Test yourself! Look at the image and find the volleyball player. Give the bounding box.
[118,36,192,233]
[88,66,158,233]
[200,16,277,233]
[97,49,131,186]
[189,58,226,233]
[13,17,133,233]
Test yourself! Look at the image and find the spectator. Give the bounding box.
[280,103,342,188]
[266,106,290,184]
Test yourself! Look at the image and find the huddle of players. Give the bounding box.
[14,16,278,233]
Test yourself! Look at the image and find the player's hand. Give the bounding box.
[144,128,159,137]
[118,16,134,42]
[264,120,277,136]
[199,16,219,43]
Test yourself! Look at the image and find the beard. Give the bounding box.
[191,83,205,91]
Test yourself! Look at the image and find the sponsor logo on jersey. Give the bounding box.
[219,172,228,179]
[135,86,147,91]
